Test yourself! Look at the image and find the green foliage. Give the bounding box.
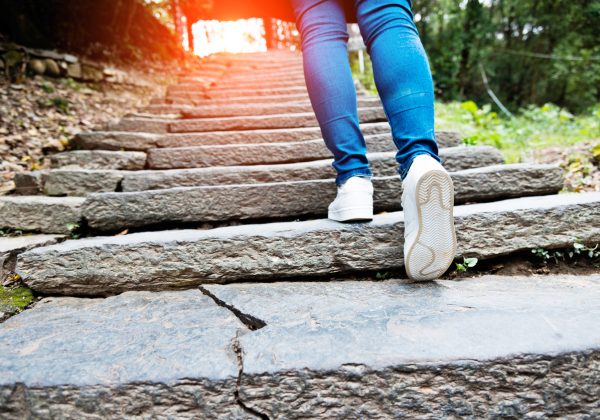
[435,101,600,163]
[533,242,600,264]
[455,256,478,273]
[50,96,70,114]
[66,222,81,239]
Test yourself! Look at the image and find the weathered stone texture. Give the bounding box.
[147,132,463,169]
[203,275,600,417]
[83,164,562,231]
[43,169,124,196]
[125,147,502,192]
[169,108,386,133]
[18,192,600,296]
[0,290,244,418]
[0,196,83,234]
[72,131,160,151]
[50,150,147,170]
[1,235,64,282]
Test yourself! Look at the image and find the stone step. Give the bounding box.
[185,69,305,81]
[28,147,502,196]
[141,96,381,116]
[50,150,147,170]
[72,122,399,151]
[180,97,382,119]
[166,93,312,106]
[108,108,382,134]
[1,274,598,417]
[83,163,563,231]
[1,234,64,282]
[145,132,463,169]
[0,196,84,234]
[167,85,308,98]
[170,108,386,133]
[16,192,600,295]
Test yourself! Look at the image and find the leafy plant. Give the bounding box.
[66,222,81,239]
[455,256,478,273]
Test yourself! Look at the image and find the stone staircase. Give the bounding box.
[1,50,599,418]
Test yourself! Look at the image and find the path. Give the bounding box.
[1,50,599,418]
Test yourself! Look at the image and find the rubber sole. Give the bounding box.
[404,170,457,281]
[328,206,373,222]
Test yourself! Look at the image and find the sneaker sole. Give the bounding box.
[404,169,457,281]
[328,206,373,222]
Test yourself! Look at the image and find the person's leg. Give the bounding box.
[291,0,371,186]
[354,0,440,180]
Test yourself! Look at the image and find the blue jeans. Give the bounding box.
[291,0,441,185]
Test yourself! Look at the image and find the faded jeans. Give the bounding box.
[291,0,441,185]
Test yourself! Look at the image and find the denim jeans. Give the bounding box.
[291,0,441,185]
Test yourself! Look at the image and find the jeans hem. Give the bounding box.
[398,151,440,180]
[336,168,373,186]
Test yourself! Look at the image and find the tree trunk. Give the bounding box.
[263,17,277,50]
[186,17,195,52]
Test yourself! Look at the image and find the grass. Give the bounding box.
[435,101,600,163]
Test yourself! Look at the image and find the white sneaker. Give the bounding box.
[401,154,457,281]
[328,176,374,222]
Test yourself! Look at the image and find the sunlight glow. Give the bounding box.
[193,19,267,57]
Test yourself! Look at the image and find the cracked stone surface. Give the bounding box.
[50,150,147,170]
[18,192,600,296]
[0,289,247,418]
[83,163,563,231]
[43,169,124,196]
[123,147,502,193]
[0,196,84,234]
[203,274,600,417]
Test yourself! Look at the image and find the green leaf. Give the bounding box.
[464,257,478,267]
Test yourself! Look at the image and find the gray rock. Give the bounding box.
[203,275,600,418]
[43,59,61,77]
[18,192,600,296]
[50,150,147,170]
[0,196,83,234]
[43,169,123,196]
[148,133,463,169]
[84,164,563,231]
[172,93,311,106]
[0,289,245,418]
[1,235,64,282]
[72,131,161,151]
[12,171,46,195]
[169,108,386,133]
[107,117,171,134]
[66,62,82,79]
[125,147,503,191]
[80,63,104,82]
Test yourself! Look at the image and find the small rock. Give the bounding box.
[29,59,46,75]
[44,59,61,77]
[67,63,82,79]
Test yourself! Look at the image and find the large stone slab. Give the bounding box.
[72,131,161,151]
[147,132,462,169]
[83,163,563,231]
[74,122,394,150]
[203,275,600,418]
[0,196,83,234]
[43,169,123,196]
[50,150,147,170]
[167,93,310,106]
[17,192,600,296]
[0,289,246,418]
[124,147,503,192]
[168,85,308,98]
[180,97,382,119]
[169,108,386,133]
[1,235,64,281]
